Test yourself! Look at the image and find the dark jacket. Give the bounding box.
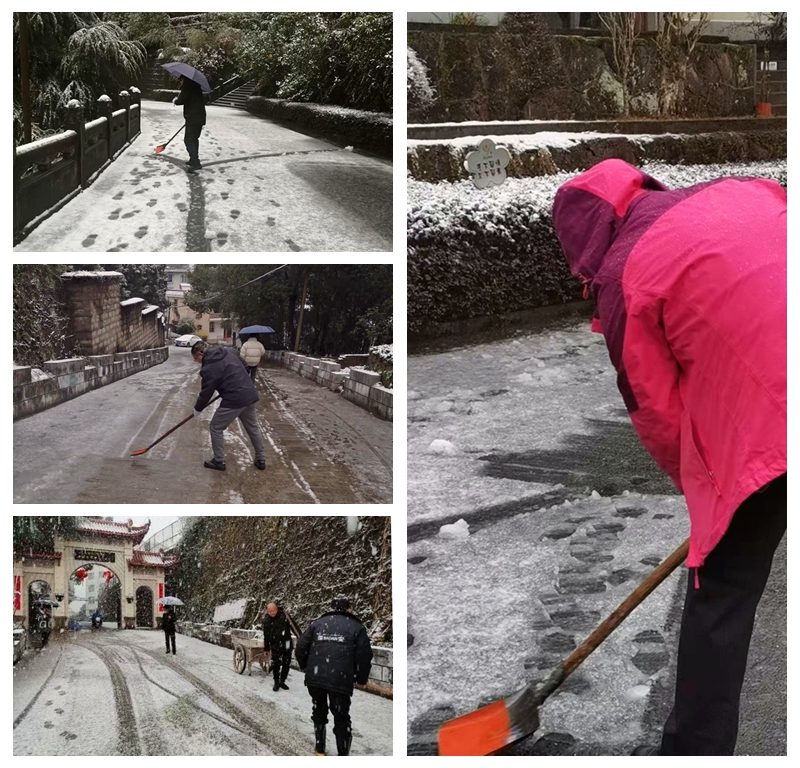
[175,78,206,125]
[162,610,177,635]
[263,608,294,654]
[194,346,259,412]
[295,610,373,697]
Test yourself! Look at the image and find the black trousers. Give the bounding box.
[272,648,291,683]
[165,632,176,654]
[309,686,352,737]
[184,122,203,163]
[661,473,786,755]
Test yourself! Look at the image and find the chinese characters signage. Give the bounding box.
[464,137,511,189]
[74,549,116,563]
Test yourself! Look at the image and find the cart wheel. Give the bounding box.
[233,647,246,674]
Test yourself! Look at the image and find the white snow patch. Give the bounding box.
[591,490,602,499]
[439,518,470,539]
[229,490,244,504]
[30,368,53,381]
[428,439,458,456]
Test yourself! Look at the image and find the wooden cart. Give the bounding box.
[231,629,271,676]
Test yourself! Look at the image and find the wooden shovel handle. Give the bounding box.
[538,537,689,700]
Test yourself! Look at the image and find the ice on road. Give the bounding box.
[15,100,392,252]
[13,629,392,755]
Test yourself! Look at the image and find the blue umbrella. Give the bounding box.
[239,325,275,334]
[161,62,212,93]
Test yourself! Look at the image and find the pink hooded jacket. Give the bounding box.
[553,159,786,568]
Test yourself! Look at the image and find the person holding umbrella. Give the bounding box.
[240,334,266,381]
[161,63,211,171]
[162,605,178,655]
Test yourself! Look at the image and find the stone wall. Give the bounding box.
[13,347,169,420]
[62,272,165,355]
[264,350,393,422]
[408,27,756,123]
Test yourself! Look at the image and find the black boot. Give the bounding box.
[314,724,326,755]
[336,732,352,756]
[203,458,226,471]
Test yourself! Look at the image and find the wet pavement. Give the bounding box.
[13,348,392,504]
[407,318,785,755]
[15,100,392,252]
[13,628,392,755]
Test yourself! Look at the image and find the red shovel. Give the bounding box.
[131,395,219,456]
[155,123,185,154]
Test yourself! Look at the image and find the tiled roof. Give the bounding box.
[128,550,180,568]
[76,518,151,545]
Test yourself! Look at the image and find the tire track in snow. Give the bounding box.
[138,647,303,755]
[83,644,143,755]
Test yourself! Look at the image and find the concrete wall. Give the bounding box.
[13,347,169,421]
[264,350,393,421]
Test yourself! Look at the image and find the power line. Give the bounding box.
[189,264,291,306]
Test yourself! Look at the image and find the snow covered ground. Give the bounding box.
[15,100,392,252]
[14,628,392,755]
[407,319,691,753]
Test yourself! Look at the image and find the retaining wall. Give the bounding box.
[264,350,393,421]
[13,347,169,420]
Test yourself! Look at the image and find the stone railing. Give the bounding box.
[13,347,168,421]
[14,88,143,244]
[207,70,255,103]
[264,350,393,421]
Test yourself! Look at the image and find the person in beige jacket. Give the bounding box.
[240,335,266,381]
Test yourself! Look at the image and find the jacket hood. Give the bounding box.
[202,345,226,364]
[552,159,669,280]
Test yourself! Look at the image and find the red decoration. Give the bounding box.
[103,570,114,584]
[74,568,88,584]
[158,582,165,612]
[14,576,21,611]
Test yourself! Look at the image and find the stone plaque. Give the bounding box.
[464,137,511,189]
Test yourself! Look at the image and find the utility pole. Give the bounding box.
[293,270,308,353]
[19,12,32,144]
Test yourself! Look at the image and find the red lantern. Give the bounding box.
[74,568,88,584]
[103,570,114,584]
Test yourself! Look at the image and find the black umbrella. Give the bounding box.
[161,62,212,93]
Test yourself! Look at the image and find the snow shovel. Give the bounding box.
[437,536,690,756]
[155,123,185,154]
[130,395,220,456]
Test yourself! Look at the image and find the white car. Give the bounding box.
[174,334,202,347]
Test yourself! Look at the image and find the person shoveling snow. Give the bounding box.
[191,340,266,472]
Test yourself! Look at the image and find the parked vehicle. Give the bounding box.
[175,334,202,347]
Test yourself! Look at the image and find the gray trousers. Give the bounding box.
[210,402,265,462]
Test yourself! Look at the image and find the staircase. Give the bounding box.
[213,81,257,109]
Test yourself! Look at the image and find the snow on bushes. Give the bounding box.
[408,47,435,109]
[246,96,391,157]
[408,160,786,336]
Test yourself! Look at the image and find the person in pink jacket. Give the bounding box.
[553,159,786,755]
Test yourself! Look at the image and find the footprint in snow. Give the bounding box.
[285,239,301,252]
[269,199,280,208]
[266,217,276,227]
[156,210,166,220]
[81,234,97,248]
[134,226,148,239]
[146,199,157,207]
[254,186,261,192]
[221,192,229,200]
[113,191,124,200]
[230,210,240,220]
[121,210,140,219]
[176,202,187,212]
[153,181,161,188]
[108,208,121,220]
[227,179,235,186]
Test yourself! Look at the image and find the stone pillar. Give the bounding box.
[64,99,86,188]
[97,94,113,161]
[122,541,135,629]
[129,87,142,137]
[119,90,130,144]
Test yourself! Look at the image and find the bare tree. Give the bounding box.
[599,12,638,117]
[655,12,710,117]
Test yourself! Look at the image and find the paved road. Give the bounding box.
[407,318,785,755]
[13,629,392,755]
[15,100,392,252]
[13,348,393,504]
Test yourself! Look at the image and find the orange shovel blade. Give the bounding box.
[130,448,148,456]
[155,145,166,154]
[437,701,512,756]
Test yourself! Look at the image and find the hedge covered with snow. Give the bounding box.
[246,96,392,158]
[408,160,787,336]
[149,89,181,103]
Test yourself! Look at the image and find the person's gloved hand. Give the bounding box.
[193,409,202,418]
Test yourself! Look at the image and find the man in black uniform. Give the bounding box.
[263,602,293,692]
[295,597,373,756]
[191,340,266,472]
[174,75,207,171]
[163,606,177,655]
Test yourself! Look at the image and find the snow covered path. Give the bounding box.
[13,348,392,504]
[13,629,392,755]
[407,316,785,754]
[15,100,392,252]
